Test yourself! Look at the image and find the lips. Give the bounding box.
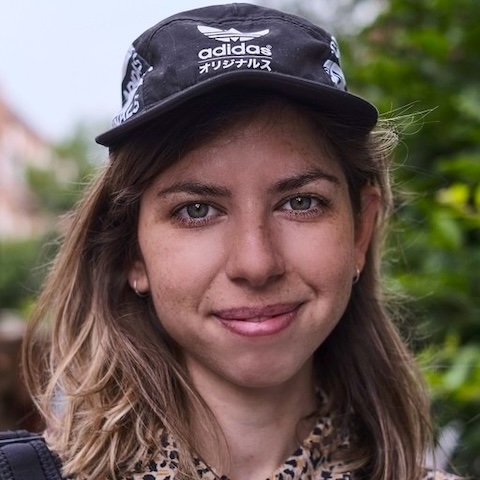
[213,303,301,337]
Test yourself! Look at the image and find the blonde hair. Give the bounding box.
[23,89,431,479]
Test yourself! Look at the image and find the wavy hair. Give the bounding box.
[23,88,431,479]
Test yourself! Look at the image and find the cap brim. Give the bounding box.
[96,71,378,147]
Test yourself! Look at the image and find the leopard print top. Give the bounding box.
[123,413,459,480]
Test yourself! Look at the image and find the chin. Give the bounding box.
[221,358,312,391]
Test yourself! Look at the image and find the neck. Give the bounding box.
[190,361,317,480]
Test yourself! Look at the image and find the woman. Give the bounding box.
[23,3,459,479]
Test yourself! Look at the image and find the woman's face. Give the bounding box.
[129,104,378,391]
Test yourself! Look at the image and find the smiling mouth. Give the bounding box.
[213,303,302,337]
[214,303,301,321]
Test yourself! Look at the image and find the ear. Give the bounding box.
[354,185,381,271]
[128,259,150,294]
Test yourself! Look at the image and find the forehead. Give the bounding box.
[150,102,343,186]
[203,101,332,156]
[216,101,331,147]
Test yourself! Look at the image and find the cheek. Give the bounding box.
[282,218,356,283]
[140,231,224,308]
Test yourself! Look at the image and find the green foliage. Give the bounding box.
[420,335,480,473]
[0,236,57,314]
[26,124,98,214]
[26,166,78,213]
[339,0,480,475]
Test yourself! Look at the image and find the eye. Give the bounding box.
[173,202,223,226]
[281,195,326,211]
[278,194,331,218]
[185,203,210,218]
[286,196,314,211]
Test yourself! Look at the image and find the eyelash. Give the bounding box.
[171,194,331,227]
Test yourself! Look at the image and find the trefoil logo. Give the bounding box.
[197,25,270,43]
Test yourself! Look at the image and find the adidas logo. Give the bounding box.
[197,25,269,43]
[196,25,272,62]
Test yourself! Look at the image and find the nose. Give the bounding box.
[225,217,285,287]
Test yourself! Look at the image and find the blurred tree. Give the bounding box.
[26,123,99,215]
[265,0,479,475]
[0,123,98,313]
[346,0,480,476]
[0,237,49,313]
[0,123,100,432]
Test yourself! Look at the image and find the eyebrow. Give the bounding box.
[156,182,231,198]
[268,168,340,194]
[155,168,340,199]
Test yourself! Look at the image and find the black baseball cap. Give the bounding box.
[95,3,378,147]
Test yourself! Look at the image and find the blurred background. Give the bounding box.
[0,0,478,476]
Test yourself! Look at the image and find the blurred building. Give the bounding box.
[0,92,52,238]
[0,92,52,430]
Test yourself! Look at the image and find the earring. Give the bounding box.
[352,266,361,285]
[133,280,146,297]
